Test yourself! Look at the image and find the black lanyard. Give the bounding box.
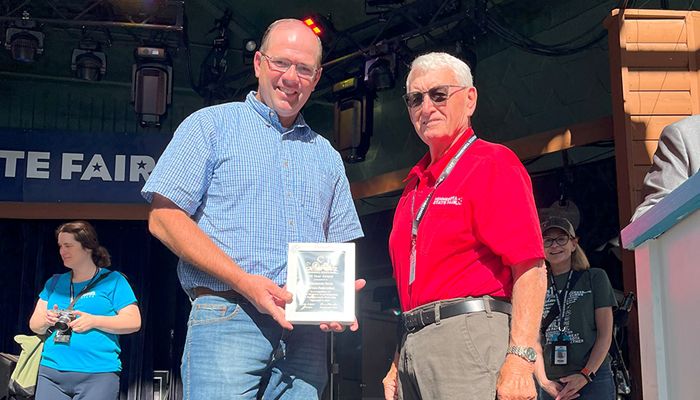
[408,133,477,284]
[70,268,100,304]
[549,269,573,332]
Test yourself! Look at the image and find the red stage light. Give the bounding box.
[303,17,322,36]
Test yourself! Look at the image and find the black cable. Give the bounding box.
[484,0,631,57]
[487,1,606,49]
[486,16,608,56]
[182,14,203,96]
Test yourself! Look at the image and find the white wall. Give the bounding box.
[634,209,700,400]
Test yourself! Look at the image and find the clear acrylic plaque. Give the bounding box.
[285,242,356,325]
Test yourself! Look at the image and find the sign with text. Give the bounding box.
[0,129,170,203]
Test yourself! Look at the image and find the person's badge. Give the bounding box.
[551,333,570,366]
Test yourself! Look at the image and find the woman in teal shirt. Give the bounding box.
[29,221,141,400]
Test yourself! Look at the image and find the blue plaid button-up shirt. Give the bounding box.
[142,92,363,293]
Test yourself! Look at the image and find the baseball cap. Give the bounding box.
[540,216,576,237]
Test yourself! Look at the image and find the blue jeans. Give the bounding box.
[181,295,328,400]
[538,362,616,400]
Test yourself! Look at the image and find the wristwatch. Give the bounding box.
[580,367,596,382]
[506,345,537,363]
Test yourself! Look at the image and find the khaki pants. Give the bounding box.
[398,300,510,400]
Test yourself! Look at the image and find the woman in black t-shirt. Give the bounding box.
[534,216,617,400]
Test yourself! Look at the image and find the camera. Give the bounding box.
[53,310,76,344]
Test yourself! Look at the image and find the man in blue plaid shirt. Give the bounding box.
[142,18,364,400]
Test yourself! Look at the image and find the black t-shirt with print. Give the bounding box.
[541,268,617,379]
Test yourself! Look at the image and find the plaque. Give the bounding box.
[285,242,356,325]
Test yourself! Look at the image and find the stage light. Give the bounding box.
[364,55,396,91]
[244,39,257,52]
[302,14,335,44]
[304,18,322,35]
[332,76,373,163]
[131,46,172,128]
[4,15,44,63]
[71,40,106,81]
[243,39,257,65]
[363,41,398,92]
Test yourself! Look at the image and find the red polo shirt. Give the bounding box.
[389,130,544,311]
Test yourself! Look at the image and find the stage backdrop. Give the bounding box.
[0,128,169,203]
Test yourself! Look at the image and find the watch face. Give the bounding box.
[525,347,537,361]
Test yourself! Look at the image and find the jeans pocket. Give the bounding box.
[188,298,240,326]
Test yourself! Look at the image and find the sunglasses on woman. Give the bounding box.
[402,85,468,108]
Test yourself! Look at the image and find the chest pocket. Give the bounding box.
[299,164,334,240]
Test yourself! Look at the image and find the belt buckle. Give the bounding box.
[404,311,421,333]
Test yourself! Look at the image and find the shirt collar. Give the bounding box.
[405,127,476,185]
[245,91,312,137]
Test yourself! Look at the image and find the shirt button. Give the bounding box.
[283,161,288,168]
[288,220,294,226]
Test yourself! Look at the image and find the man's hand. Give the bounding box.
[382,360,399,400]
[319,279,366,332]
[238,274,294,330]
[555,374,587,400]
[496,355,536,400]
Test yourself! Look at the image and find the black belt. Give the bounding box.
[403,298,511,333]
[192,287,247,301]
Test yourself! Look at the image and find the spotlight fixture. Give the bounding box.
[4,12,44,63]
[244,39,258,52]
[71,40,106,81]
[131,46,172,128]
[242,39,257,65]
[302,14,335,44]
[364,42,397,92]
[364,55,396,91]
[332,76,373,163]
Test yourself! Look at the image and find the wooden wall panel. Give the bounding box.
[625,91,693,115]
[625,19,687,43]
[627,69,690,91]
[631,140,660,166]
[624,43,689,68]
[629,115,687,140]
[607,9,698,222]
[606,9,700,399]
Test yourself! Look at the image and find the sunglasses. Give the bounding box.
[402,85,468,108]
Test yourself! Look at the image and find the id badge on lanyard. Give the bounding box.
[552,333,571,366]
[408,134,476,285]
[549,270,573,366]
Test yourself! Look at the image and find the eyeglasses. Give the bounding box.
[402,85,468,108]
[259,52,318,80]
[543,236,571,248]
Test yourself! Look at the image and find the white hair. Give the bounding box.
[406,52,473,89]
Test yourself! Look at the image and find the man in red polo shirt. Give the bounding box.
[382,52,547,400]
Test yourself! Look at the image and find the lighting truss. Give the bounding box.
[0,0,185,48]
